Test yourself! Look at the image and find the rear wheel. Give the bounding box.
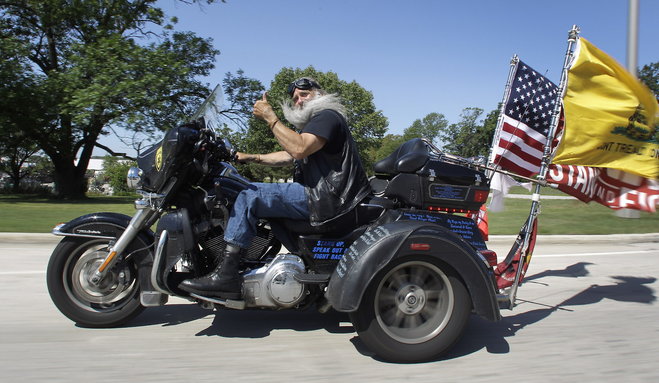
[46,237,144,327]
[350,257,471,362]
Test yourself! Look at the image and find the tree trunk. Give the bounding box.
[11,176,21,193]
[51,160,88,200]
[9,162,22,193]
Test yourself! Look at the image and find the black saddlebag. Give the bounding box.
[373,139,490,212]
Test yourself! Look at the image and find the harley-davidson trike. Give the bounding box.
[47,88,530,363]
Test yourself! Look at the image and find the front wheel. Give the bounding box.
[46,237,145,327]
[350,257,472,362]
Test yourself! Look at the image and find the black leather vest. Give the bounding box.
[298,111,370,226]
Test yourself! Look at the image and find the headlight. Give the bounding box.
[126,167,143,189]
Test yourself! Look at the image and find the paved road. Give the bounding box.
[1,233,657,382]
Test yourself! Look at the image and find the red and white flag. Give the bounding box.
[547,165,658,212]
[490,59,559,178]
[494,217,538,290]
[490,53,658,213]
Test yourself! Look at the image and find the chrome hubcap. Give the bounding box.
[375,261,454,344]
[65,243,136,311]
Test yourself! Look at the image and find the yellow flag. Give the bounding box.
[553,37,659,179]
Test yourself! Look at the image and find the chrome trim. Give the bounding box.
[189,293,246,310]
[134,199,150,210]
[89,209,156,285]
[51,229,116,240]
[134,190,167,210]
[126,167,142,189]
[150,230,170,295]
[140,291,168,307]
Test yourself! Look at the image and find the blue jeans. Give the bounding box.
[224,182,309,248]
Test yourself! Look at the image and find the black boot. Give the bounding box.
[178,244,243,299]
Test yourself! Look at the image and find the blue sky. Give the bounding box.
[99,0,659,156]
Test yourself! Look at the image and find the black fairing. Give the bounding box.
[137,125,201,193]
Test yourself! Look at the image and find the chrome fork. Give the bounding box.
[88,194,161,286]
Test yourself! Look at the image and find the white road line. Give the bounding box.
[533,250,657,257]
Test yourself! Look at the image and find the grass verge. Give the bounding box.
[488,197,658,235]
[0,194,137,233]
[0,193,656,235]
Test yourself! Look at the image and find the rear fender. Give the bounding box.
[53,212,157,296]
[326,220,500,322]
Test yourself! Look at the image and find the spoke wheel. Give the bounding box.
[47,237,144,327]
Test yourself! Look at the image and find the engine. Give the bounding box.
[242,254,307,309]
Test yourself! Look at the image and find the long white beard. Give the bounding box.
[282,94,346,130]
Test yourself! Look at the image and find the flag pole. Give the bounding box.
[627,0,639,77]
[486,55,519,179]
[500,25,581,309]
[617,0,641,218]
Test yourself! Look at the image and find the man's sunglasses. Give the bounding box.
[287,78,320,97]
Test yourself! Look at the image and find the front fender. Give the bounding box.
[53,212,157,297]
[326,220,500,322]
[53,212,153,240]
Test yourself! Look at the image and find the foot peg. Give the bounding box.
[190,293,246,310]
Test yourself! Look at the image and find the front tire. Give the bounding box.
[350,257,472,362]
[46,237,145,327]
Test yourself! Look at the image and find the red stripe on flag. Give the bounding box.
[501,122,547,152]
[493,155,537,178]
[496,138,543,168]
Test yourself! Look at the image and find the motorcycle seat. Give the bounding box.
[274,195,395,235]
[373,138,429,176]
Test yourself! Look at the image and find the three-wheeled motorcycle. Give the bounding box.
[46,88,534,363]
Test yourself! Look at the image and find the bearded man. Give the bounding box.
[179,77,370,298]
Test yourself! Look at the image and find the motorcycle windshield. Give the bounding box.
[136,85,231,192]
[190,84,225,131]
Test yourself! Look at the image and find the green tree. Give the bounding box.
[30,156,56,184]
[479,107,500,157]
[219,69,266,150]
[369,111,449,165]
[638,62,658,97]
[403,112,448,144]
[0,0,223,199]
[370,133,407,163]
[0,32,52,192]
[239,66,388,180]
[223,69,266,126]
[440,107,498,158]
[101,156,135,195]
[0,133,40,192]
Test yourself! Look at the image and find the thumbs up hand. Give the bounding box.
[253,92,276,123]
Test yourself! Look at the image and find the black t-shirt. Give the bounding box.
[296,109,370,225]
[302,110,345,154]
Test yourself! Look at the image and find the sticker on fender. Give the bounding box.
[335,226,390,279]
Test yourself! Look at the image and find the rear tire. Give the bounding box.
[46,237,145,327]
[350,257,471,362]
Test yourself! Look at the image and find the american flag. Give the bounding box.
[491,60,560,177]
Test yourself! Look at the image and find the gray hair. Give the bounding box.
[282,93,346,129]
